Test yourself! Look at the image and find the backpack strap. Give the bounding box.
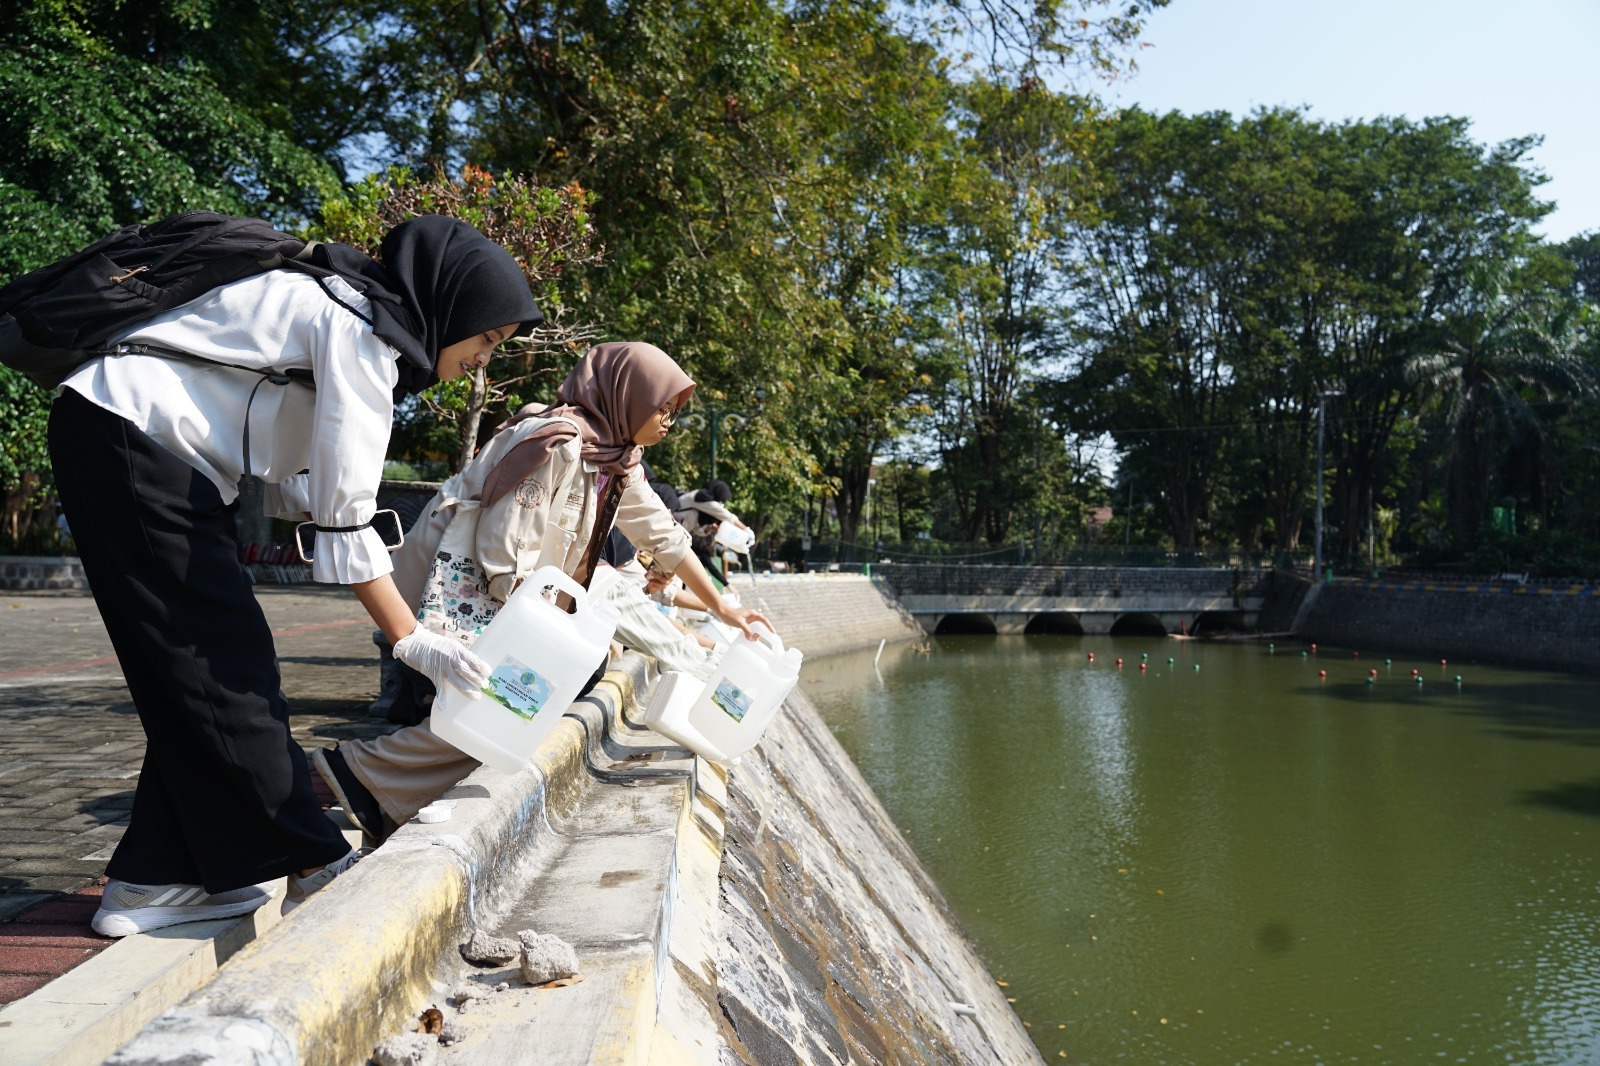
[103,341,315,387]
[98,341,314,478]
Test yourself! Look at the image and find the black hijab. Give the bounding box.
[309,216,544,397]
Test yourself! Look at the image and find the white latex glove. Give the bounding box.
[393,627,490,699]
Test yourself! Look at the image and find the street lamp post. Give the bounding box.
[677,408,746,481]
[1314,388,1344,582]
[677,387,765,481]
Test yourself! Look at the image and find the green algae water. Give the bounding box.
[802,635,1600,1065]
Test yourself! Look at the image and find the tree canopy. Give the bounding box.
[2,0,1595,576]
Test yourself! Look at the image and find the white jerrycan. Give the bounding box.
[641,623,802,765]
[712,523,755,554]
[432,566,619,774]
[697,615,741,648]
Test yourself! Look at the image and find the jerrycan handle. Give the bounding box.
[745,621,784,656]
[525,565,588,614]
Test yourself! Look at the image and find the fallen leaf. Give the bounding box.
[417,1007,444,1035]
[996,979,1009,987]
[534,974,585,989]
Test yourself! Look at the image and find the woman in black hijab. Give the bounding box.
[317,215,545,396]
[49,215,538,936]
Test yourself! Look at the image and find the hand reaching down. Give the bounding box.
[393,627,490,699]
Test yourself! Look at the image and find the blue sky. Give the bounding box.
[1101,0,1597,242]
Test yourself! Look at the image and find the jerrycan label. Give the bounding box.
[710,679,752,723]
[482,656,554,721]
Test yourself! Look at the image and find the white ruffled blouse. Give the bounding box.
[59,270,400,585]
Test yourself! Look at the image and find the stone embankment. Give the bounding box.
[1287,573,1600,673]
[729,570,924,656]
[92,573,1038,1064]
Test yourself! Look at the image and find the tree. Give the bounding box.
[0,0,344,548]
[1405,260,1596,540]
[344,0,1165,539]
[896,0,1169,80]
[0,1,342,277]
[920,79,1093,543]
[1064,109,1557,555]
[1558,231,1600,307]
[315,165,603,469]
[1063,109,1296,547]
[1318,118,1551,559]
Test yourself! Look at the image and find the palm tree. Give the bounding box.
[1406,262,1597,542]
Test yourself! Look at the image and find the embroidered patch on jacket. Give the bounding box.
[515,478,548,509]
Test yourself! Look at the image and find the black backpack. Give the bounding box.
[0,211,323,389]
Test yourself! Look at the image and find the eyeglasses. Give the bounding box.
[656,404,681,425]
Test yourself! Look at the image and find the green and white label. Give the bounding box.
[711,679,752,723]
[482,656,554,721]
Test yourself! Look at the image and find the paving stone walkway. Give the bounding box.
[0,585,395,1004]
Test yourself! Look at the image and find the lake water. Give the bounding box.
[801,634,1600,1065]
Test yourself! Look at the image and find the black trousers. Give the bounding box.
[49,390,350,891]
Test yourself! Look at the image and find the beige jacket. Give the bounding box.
[391,416,693,608]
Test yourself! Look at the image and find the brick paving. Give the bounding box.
[0,585,394,1005]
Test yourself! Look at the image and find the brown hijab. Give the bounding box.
[479,341,695,508]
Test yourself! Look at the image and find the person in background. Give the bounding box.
[674,479,750,581]
[51,216,543,936]
[674,478,747,538]
[312,342,771,840]
[590,486,723,678]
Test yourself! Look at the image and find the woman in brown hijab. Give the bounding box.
[313,342,769,835]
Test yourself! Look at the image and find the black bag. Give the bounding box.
[0,211,316,389]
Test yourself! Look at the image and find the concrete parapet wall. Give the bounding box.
[1299,578,1600,673]
[727,573,926,655]
[868,564,1269,635]
[0,555,87,591]
[875,562,1268,601]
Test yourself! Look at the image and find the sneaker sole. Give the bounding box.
[91,894,270,937]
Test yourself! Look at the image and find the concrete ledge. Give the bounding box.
[43,579,1037,1064]
[0,818,360,1066]
[0,894,281,1066]
[108,653,678,1066]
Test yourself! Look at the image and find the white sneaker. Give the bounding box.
[91,880,271,937]
[281,848,362,914]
